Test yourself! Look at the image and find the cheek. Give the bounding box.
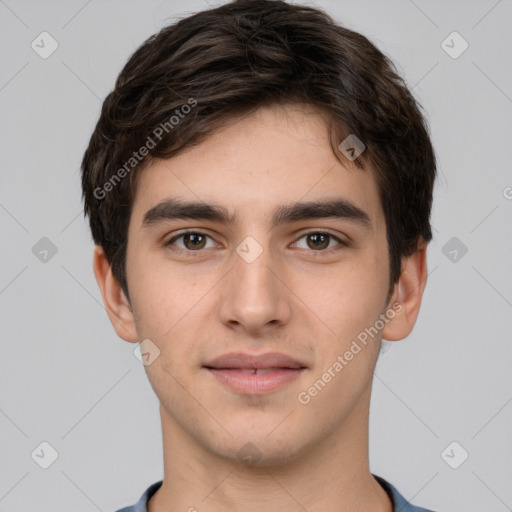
[131,270,206,382]
[128,256,215,340]
[296,257,387,344]
[126,245,235,382]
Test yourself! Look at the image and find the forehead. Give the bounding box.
[130,104,384,233]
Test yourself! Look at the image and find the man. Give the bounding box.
[81,1,437,510]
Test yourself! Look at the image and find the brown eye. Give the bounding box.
[182,233,207,250]
[166,232,214,251]
[306,233,330,250]
[293,232,345,251]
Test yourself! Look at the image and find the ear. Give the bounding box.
[92,245,139,343]
[382,238,428,341]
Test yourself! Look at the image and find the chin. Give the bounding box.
[202,426,310,470]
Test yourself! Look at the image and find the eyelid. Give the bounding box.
[291,229,349,250]
[165,229,218,250]
[164,229,349,253]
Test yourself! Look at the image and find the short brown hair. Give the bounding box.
[81,0,437,302]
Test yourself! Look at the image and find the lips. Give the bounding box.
[203,351,306,370]
[235,368,281,374]
[203,352,307,395]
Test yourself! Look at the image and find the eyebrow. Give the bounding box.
[141,197,372,230]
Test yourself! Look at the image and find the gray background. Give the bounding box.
[1,0,511,510]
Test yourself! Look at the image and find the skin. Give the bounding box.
[93,104,428,512]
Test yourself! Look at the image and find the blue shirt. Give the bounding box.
[115,474,436,511]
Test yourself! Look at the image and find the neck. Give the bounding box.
[148,385,392,512]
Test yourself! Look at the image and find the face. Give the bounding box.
[123,104,395,465]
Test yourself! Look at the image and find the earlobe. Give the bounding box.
[92,245,139,343]
[382,239,428,342]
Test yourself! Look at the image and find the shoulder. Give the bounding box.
[373,474,437,512]
[114,481,163,512]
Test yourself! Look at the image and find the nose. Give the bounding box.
[218,239,292,336]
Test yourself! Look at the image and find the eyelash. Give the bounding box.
[164,230,349,256]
